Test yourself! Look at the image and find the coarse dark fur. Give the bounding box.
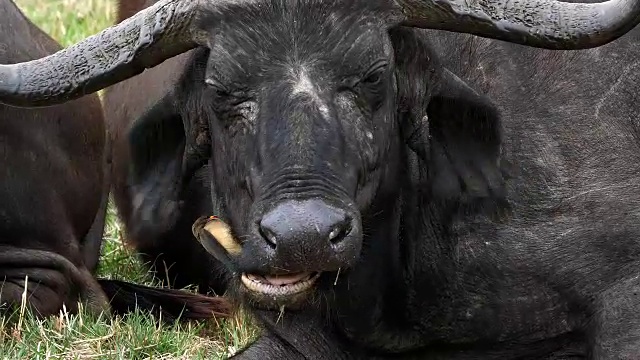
[0,0,231,323]
[104,0,640,358]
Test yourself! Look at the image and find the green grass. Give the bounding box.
[2,0,258,358]
[16,0,117,48]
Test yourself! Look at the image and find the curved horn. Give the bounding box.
[394,0,640,50]
[0,0,205,107]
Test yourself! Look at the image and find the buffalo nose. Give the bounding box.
[258,199,353,248]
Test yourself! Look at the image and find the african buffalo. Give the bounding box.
[0,0,230,323]
[2,0,640,357]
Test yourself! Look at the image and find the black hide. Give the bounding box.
[106,1,640,358]
[0,0,109,316]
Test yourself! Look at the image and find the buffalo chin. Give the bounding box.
[237,271,325,310]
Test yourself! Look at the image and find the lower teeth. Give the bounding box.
[249,273,316,286]
[241,272,320,295]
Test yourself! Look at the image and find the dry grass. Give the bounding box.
[0,0,258,358]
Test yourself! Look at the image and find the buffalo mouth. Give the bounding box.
[240,271,322,297]
[191,216,348,308]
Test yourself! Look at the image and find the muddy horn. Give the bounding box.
[395,0,640,50]
[0,0,205,107]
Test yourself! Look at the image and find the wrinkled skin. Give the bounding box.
[103,0,640,358]
[0,0,110,316]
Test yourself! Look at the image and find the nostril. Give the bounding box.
[258,221,278,248]
[328,219,353,244]
[257,201,356,250]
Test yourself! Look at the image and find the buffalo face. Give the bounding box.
[198,4,401,309]
[3,0,639,311]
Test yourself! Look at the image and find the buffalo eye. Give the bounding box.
[361,61,388,86]
[362,69,383,86]
[215,89,231,98]
[204,78,251,105]
[205,78,233,99]
[204,78,256,134]
[354,62,388,110]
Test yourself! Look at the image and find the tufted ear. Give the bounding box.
[391,27,505,205]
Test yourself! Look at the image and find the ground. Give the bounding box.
[0,1,256,358]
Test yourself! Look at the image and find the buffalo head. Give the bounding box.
[2,0,640,310]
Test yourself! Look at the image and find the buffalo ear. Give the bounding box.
[391,27,505,205]
[128,93,185,185]
[426,69,505,204]
[126,93,191,238]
